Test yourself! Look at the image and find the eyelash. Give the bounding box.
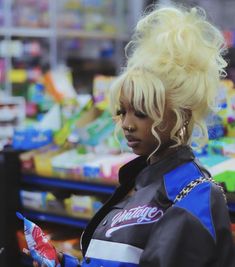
[135,111,147,118]
[116,109,147,119]
[116,109,125,116]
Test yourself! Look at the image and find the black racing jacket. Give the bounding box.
[62,145,235,267]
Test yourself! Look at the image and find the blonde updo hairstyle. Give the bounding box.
[110,5,227,152]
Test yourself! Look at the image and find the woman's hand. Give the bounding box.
[23,248,63,267]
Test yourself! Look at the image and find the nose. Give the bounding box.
[121,114,136,132]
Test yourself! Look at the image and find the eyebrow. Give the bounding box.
[119,103,134,111]
[119,98,134,107]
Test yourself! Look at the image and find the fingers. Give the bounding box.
[22,248,30,256]
[23,248,40,267]
[33,262,47,267]
[58,252,63,262]
[23,248,59,267]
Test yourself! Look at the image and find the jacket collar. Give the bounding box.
[118,155,148,186]
[118,145,195,189]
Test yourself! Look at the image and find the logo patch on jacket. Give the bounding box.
[105,205,164,237]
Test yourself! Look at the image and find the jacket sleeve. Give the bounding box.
[139,187,235,267]
[210,184,235,267]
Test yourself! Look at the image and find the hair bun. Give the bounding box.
[126,6,227,76]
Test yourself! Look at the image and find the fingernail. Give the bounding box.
[23,248,28,253]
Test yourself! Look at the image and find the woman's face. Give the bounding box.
[117,93,175,157]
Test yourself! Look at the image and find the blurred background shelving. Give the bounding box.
[0,0,144,96]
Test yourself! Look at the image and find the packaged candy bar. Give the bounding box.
[16,212,61,267]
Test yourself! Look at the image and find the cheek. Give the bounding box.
[143,123,156,139]
[145,125,168,147]
[147,133,159,146]
[144,127,158,146]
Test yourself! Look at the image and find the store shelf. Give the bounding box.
[22,173,117,195]
[0,28,129,40]
[22,210,89,228]
[0,0,133,95]
[0,27,53,38]
[57,29,129,41]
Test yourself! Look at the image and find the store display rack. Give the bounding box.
[0,28,129,40]
[21,173,117,226]
[22,209,89,229]
[22,173,117,195]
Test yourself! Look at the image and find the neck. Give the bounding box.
[149,143,182,165]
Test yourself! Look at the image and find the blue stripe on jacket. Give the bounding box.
[164,162,215,240]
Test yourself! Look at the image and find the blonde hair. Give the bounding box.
[110,5,227,150]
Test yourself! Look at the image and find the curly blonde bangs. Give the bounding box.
[110,68,164,118]
[121,5,228,147]
[109,68,167,146]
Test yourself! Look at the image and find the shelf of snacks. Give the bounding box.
[20,188,105,220]
[55,0,128,35]
[0,0,133,95]
[22,173,117,194]
[21,210,89,229]
[17,75,136,195]
[0,96,26,150]
[57,29,129,41]
[0,28,128,40]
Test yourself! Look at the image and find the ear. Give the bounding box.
[184,109,192,122]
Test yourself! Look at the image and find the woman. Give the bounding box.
[29,4,235,267]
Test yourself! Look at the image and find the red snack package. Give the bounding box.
[17,212,61,267]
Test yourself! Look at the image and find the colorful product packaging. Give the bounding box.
[92,75,115,110]
[13,127,53,150]
[51,149,96,179]
[16,212,61,267]
[33,144,65,177]
[76,110,115,146]
[208,137,235,157]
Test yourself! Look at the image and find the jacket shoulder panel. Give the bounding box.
[175,182,216,241]
[163,161,204,201]
[163,161,216,240]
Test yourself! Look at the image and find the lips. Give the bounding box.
[125,135,141,148]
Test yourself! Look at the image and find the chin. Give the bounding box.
[131,148,149,157]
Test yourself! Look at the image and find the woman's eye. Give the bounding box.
[116,109,125,116]
[135,111,147,118]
